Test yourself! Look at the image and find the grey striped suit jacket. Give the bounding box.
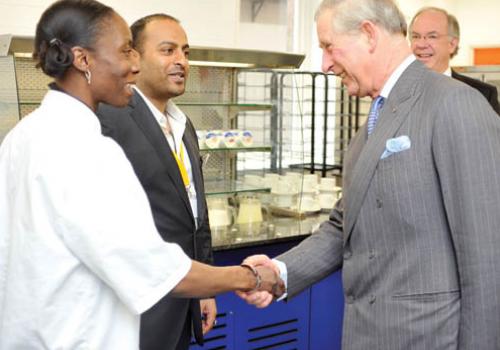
[278,60,500,349]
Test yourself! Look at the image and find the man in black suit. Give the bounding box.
[409,7,500,115]
[97,14,216,350]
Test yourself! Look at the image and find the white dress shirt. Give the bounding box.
[134,87,198,222]
[0,90,192,349]
[379,55,416,98]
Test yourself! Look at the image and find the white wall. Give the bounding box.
[300,0,500,70]
[1,0,500,67]
[237,0,288,51]
[0,0,241,48]
[454,0,500,66]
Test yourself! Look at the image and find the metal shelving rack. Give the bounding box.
[237,69,370,180]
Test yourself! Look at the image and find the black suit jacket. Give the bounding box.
[97,91,213,349]
[452,70,500,115]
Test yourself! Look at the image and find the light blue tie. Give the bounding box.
[367,96,385,135]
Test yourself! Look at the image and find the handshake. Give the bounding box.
[237,254,282,308]
[172,254,284,308]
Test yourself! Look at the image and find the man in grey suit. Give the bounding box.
[409,7,500,115]
[238,0,500,348]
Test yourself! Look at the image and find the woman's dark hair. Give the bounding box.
[33,0,114,78]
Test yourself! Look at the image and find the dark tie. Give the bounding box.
[367,96,385,135]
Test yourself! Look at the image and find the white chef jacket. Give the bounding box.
[0,90,192,349]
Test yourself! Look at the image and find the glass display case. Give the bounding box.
[0,36,376,246]
[1,36,368,248]
[1,36,317,246]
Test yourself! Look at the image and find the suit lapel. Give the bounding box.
[183,119,206,222]
[129,92,194,218]
[344,61,426,241]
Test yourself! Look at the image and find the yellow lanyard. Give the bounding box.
[172,143,190,188]
[160,114,190,189]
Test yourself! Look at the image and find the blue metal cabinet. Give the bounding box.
[309,271,344,350]
[191,288,310,350]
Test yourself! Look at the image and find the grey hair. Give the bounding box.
[409,7,460,58]
[315,0,407,36]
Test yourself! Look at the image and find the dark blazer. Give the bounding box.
[97,91,213,350]
[278,60,500,349]
[452,69,500,115]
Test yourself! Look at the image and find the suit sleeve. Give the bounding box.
[432,86,500,349]
[197,205,214,265]
[277,199,344,298]
[487,86,500,116]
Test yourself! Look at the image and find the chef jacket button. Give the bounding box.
[376,199,383,208]
[369,295,376,304]
[369,250,376,259]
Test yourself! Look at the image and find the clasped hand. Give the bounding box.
[237,255,281,308]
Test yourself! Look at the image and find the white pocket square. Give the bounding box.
[380,135,411,160]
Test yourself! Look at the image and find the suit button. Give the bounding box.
[376,199,383,208]
[346,295,355,304]
[369,250,376,259]
[369,295,376,304]
[343,249,352,260]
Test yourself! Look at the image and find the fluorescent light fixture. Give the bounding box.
[189,60,255,68]
[13,52,32,58]
[5,36,305,69]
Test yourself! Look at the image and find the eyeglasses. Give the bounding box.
[410,33,451,43]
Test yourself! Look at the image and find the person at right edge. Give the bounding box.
[98,14,216,350]
[409,6,500,115]
[239,0,500,349]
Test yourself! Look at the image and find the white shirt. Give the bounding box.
[0,90,192,349]
[380,55,416,98]
[134,87,198,221]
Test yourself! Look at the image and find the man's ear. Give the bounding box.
[449,36,459,56]
[71,46,90,73]
[360,20,378,53]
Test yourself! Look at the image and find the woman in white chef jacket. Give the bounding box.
[0,1,283,349]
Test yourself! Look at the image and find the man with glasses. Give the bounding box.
[239,0,500,348]
[410,7,500,114]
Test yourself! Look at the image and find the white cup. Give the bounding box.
[205,130,223,149]
[319,183,342,210]
[239,130,254,147]
[223,130,239,148]
[298,192,321,212]
[264,173,279,192]
[302,174,318,193]
[319,177,336,191]
[273,192,296,208]
[284,172,302,193]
